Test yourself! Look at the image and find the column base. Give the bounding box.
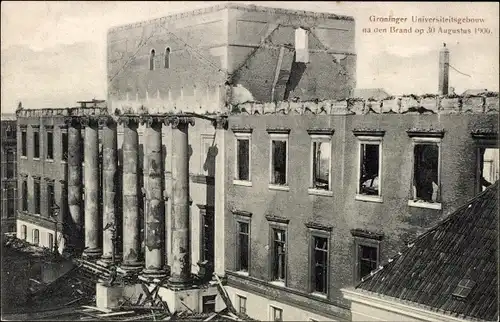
[83,248,103,260]
[120,261,144,274]
[168,275,193,290]
[140,268,168,280]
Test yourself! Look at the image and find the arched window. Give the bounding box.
[32,229,40,245]
[164,47,171,69]
[149,49,156,70]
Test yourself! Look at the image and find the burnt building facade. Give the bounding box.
[1,113,17,234]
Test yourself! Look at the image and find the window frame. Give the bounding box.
[306,222,332,298]
[307,129,334,196]
[407,131,444,210]
[471,131,498,194]
[267,129,291,191]
[4,147,17,179]
[21,224,27,240]
[46,126,54,161]
[269,305,284,322]
[164,47,171,69]
[233,210,252,275]
[354,132,384,203]
[21,175,29,212]
[266,215,290,286]
[32,228,40,245]
[236,294,247,315]
[351,229,384,283]
[233,129,253,186]
[48,233,54,251]
[33,176,41,215]
[46,179,55,218]
[20,126,27,158]
[149,48,156,70]
[32,126,40,160]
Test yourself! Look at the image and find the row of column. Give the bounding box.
[64,114,224,287]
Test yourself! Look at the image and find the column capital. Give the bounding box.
[165,116,195,129]
[80,116,101,128]
[97,115,115,128]
[117,115,141,126]
[64,116,81,128]
[212,115,229,130]
[140,115,165,127]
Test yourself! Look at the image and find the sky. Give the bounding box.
[1,1,499,112]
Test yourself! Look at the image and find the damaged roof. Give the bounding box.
[355,182,498,321]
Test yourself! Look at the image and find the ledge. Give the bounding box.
[265,215,290,224]
[196,204,214,211]
[350,228,384,241]
[406,129,445,138]
[308,188,333,197]
[231,209,252,218]
[233,180,252,187]
[307,128,334,136]
[266,128,291,135]
[269,184,290,191]
[471,129,498,141]
[191,174,215,185]
[231,127,253,134]
[408,200,442,210]
[353,129,386,137]
[355,194,383,203]
[305,221,333,232]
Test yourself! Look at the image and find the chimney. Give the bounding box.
[438,43,449,95]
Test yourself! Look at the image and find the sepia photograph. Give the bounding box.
[1,1,498,321]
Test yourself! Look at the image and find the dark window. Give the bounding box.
[271,228,286,282]
[33,229,40,245]
[413,143,439,202]
[46,132,53,159]
[6,150,16,178]
[61,132,68,161]
[22,180,28,211]
[33,131,40,158]
[34,180,41,214]
[312,236,328,294]
[6,188,15,217]
[359,143,380,195]
[358,245,378,280]
[202,295,216,313]
[478,148,499,191]
[238,295,247,314]
[201,212,214,264]
[164,47,170,68]
[21,130,27,157]
[236,138,250,181]
[21,225,27,240]
[271,306,283,322]
[48,233,54,251]
[47,182,55,218]
[312,141,330,190]
[237,221,249,272]
[271,140,287,185]
[149,49,155,70]
[6,126,16,139]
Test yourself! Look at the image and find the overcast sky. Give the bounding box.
[1,1,499,112]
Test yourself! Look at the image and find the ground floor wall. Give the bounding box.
[16,218,65,253]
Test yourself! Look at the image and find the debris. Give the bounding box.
[213,273,237,315]
[204,313,218,321]
[81,305,112,313]
[97,310,136,317]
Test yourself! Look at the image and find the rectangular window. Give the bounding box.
[33,229,40,245]
[358,245,378,280]
[46,131,53,160]
[478,147,499,191]
[413,143,440,202]
[34,180,41,214]
[21,130,27,157]
[202,295,216,313]
[236,137,250,181]
[21,225,27,240]
[269,131,289,187]
[237,295,247,315]
[352,229,383,282]
[359,143,380,196]
[201,211,214,264]
[33,131,40,159]
[6,150,16,178]
[61,132,68,162]
[22,179,28,211]
[200,135,215,176]
[237,221,250,272]
[270,306,283,322]
[48,233,54,251]
[312,236,329,294]
[271,228,287,282]
[47,181,55,218]
[6,188,15,218]
[311,140,331,190]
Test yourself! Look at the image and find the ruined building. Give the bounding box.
[14,3,499,321]
[1,113,17,234]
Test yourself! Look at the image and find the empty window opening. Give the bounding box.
[271,139,287,185]
[21,225,27,240]
[237,295,247,314]
[46,131,53,159]
[312,141,331,190]
[61,132,68,161]
[295,27,309,63]
[164,47,171,68]
[237,221,249,272]
[32,229,40,245]
[6,188,15,217]
[452,279,476,299]
[34,180,41,214]
[33,131,40,158]
[47,182,55,218]
[21,130,27,157]
[149,49,156,70]
[478,148,499,191]
[237,138,250,181]
[22,180,28,211]
[312,236,328,294]
[271,306,283,322]
[413,143,439,202]
[202,295,216,313]
[201,212,214,264]
[48,233,54,251]
[358,245,378,280]
[272,228,287,282]
[6,125,16,139]
[359,144,380,195]
[6,150,16,178]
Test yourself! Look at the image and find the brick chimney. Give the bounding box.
[438,43,449,95]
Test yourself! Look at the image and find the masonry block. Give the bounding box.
[276,101,290,114]
[381,98,399,113]
[348,100,365,115]
[366,100,382,114]
[419,97,439,113]
[316,100,331,114]
[462,96,484,113]
[485,97,499,113]
[252,103,264,115]
[400,97,419,113]
[263,102,276,114]
[439,97,460,114]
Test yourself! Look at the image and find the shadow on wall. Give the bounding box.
[284,58,307,101]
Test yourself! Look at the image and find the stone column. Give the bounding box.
[167,116,195,288]
[119,116,143,272]
[66,117,84,255]
[82,117,102,259]
[212,116,228,278]
[100,117,118,263]
[141,117,166,278]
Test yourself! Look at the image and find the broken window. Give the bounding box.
[21,225,27,240]
[237,221,250,272]
[312,236,329,294]
[271,306,283,322]
[201,211,214,264]
[32,229,40,245]
[34,179,41,214]
[478,148,499,191]
[295,27,309,63]
[149,49,155,70]
[358,245,378,280]
[46,131,53,160]
[202,295,216,313]
[164,47,170,69]
[312,141,331,190]
[359,143,380,195]
[22,179,28,211]
[271,228,287,282]
[21,130,27,157]
[413,143,440,202]
[271,139,287,185]
[237,295,247,314]
[33,131,40,158]
[61,132,68,161]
